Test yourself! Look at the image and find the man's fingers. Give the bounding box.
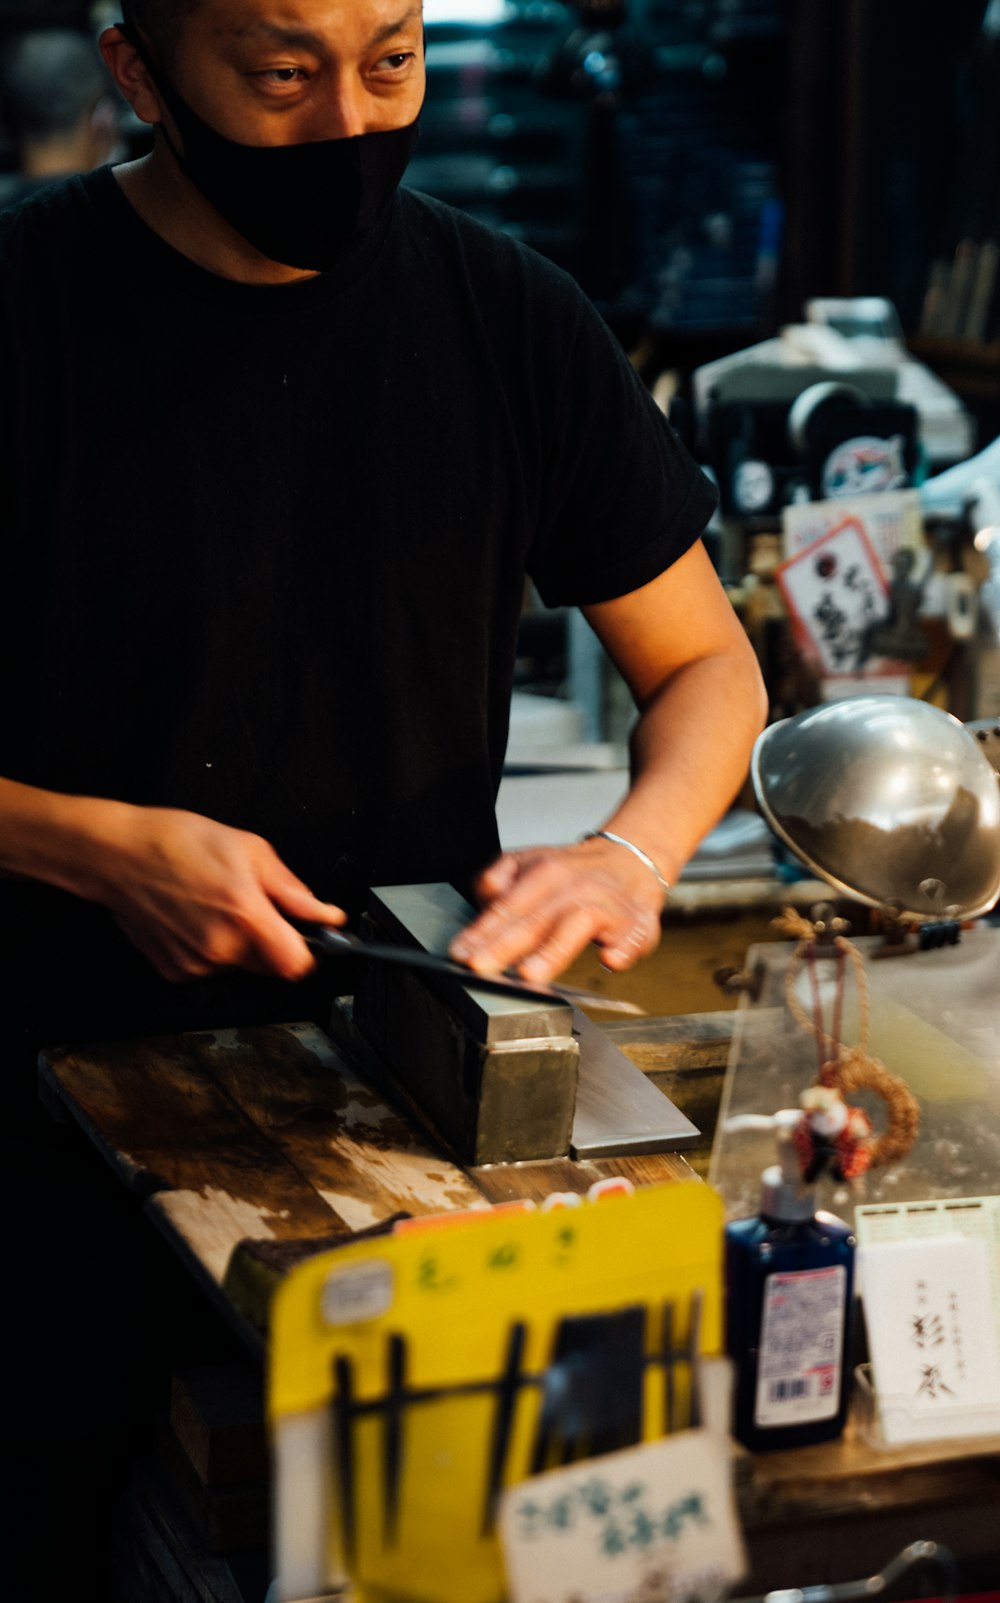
[517,905,612,981]
[597,910,663,970]
[451,858,576,970]
[452,841,667,979]
[472,851,535,902]
[263,859,347,930]
[104,809,349,984]
[243,893,319,981]
[455,882,631,978]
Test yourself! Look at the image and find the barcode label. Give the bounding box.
[768,1377,808,1401]
[754,1266,846,1428]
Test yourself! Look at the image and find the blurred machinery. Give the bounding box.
[689,299,976,524]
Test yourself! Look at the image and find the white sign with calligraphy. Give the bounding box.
[856,1196,1000,1333]
[775,515,891,677]
[860,1235,1000,1445]
[498,1429,746,1603]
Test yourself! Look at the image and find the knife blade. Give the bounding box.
[303,925,644,1015]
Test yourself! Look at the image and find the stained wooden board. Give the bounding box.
[739,1418,1000,1523]
[194,1022,486,1230]
[42,1022,491,1330]
[40,1034,341,1248]
[42,1018,703,1334]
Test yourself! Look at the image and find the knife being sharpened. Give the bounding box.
[303,924,644,1015]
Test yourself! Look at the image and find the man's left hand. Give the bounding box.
[448,836,665,982]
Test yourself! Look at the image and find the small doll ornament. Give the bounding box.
[775,908,921,1188]
[794,1084,873,1183]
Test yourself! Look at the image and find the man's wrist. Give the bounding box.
[580,829,671,904]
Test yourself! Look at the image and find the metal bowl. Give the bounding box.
[752,696,1000,920]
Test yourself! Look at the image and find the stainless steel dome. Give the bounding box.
[751,696,1000,920]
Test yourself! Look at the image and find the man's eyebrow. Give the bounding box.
[230,22,328,51]
[231,10,422,53]
[368,7,422,48]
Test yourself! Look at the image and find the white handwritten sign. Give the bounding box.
[498,1429,745,1603]
[860,1235,1000,1445]
[775,516,890,676]
[856,1196,1000,1333]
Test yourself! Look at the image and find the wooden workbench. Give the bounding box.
[39,1011,1000,1596]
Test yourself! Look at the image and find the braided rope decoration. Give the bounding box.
[775,907,921,1177]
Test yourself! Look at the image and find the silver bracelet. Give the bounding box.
[581,830,671,901]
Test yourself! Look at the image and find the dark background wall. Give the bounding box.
[2,0,997,361]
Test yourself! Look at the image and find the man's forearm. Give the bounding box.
[0,777,128,898]
[599,644,768,889]
[0,778,346,982]
[452,544,768,980]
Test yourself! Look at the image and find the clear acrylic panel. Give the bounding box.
[709,926,1000,1228]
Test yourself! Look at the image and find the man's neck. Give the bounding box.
[114,143,318,286]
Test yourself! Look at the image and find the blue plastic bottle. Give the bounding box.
[725,1149,856,1451]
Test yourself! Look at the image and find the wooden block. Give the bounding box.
[600,1011,735,1072]
[170,1366,268,1489]
[223,1220,411,1341]
[353,886,580,1164]
[154,1416,269,1556]
[114,1456,272,1603]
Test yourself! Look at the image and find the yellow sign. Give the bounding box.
[269,1182,723,1603]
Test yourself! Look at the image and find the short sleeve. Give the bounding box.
[526,293,718,608]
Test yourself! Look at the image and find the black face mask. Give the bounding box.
[118,12,420,271]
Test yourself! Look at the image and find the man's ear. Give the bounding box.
[100,26,162,127]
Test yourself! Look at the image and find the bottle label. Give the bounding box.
[754,1265,846,1427]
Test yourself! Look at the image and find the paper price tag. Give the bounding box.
[499,1429,745,1603]
[321,1259,394,1325]
[860,1235,1000,1445]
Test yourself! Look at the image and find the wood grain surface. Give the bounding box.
[40,1018,701,1335]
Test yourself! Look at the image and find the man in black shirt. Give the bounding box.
[0,3,766,1591]
[0,0,765,1050]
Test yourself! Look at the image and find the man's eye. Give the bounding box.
[257,67,307,84]
[376,52,414,72]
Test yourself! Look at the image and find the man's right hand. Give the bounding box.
[97,807,347,983]
[0,780,346,984]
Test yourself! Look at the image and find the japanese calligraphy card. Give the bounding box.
[860,1235,1000,1445]
[775,516,893,679]
[498,1428,746,1603]
[856,1196,1000,1333]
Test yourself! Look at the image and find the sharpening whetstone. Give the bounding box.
[353,883,700,1163]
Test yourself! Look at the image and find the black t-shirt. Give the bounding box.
[0,167,716,1044]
